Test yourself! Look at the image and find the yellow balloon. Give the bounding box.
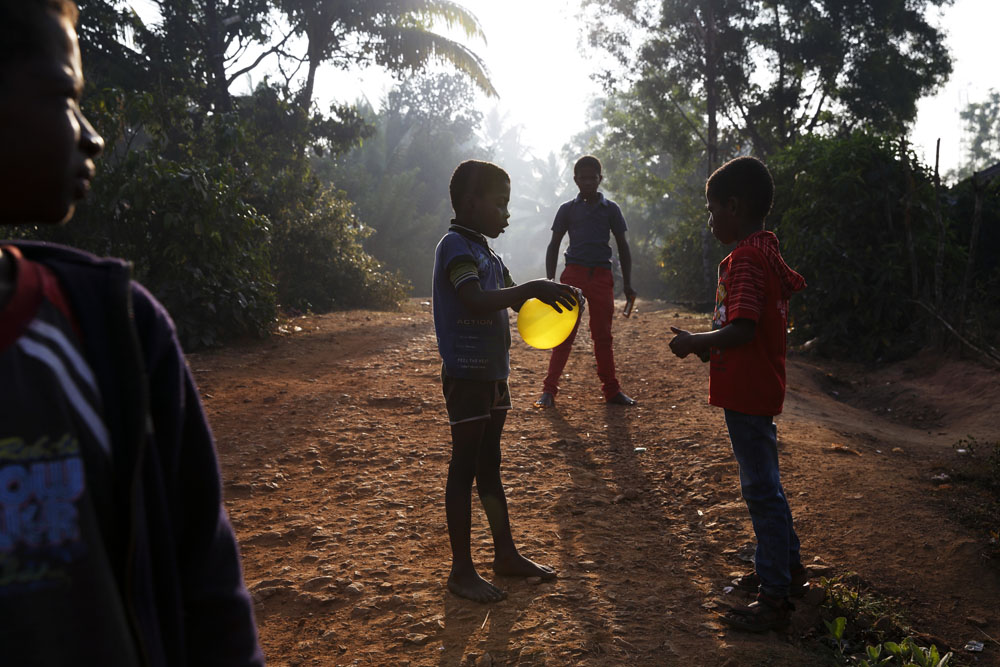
[517,297,579,349]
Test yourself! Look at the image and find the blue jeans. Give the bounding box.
[724,409,801,597]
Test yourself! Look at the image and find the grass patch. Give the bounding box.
[816,574,961,666]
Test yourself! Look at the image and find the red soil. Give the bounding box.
[190,299,1000,666]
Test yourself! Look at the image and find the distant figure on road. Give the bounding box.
[534,155,638,409]
[668,156,808,633]
[432,159,580,602]
[0,1,264,663]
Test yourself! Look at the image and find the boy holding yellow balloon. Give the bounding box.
[432,159,580,602]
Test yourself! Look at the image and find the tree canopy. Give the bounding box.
[953,88,1000,180]
[22,0,1000,361]
[17,0,498,347]
[585,0,953,163]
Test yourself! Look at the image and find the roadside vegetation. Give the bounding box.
[13,0,998,362]
[819,575,959,666]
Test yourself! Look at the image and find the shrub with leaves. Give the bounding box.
[819,576,955,666]
[938,173,1000,352]
[270,188,409,312]
[18,88,276,348]
[13,83,410,348]
[768,132,953,360]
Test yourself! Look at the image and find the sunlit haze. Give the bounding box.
[313,0,601,162]
[313,0,997,175]
[131,0,996,173]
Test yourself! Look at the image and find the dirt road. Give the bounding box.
[190,299,1000,666]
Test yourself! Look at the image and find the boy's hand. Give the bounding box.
[668,326,700,358]
[624,284,637,301]
[529,279,580,313]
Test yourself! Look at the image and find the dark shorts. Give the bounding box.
[441,367,512,425]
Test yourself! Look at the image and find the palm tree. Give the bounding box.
[275,0,497,115]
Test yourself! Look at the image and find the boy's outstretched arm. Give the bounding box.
[545,229,565,280]
[612,229,637,300]
[668,320,756,359]
[458,278,578,316]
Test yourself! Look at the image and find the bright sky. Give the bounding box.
[315,0,601,161]
[315,0,997,175]
[911,0,998,175]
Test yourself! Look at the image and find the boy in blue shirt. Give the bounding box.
[433,159,580,602]
[534,155,637,408]
[0,1,263,663]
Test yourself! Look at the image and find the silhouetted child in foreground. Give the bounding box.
[432,160,580,602]
[534,154,637,408]
[669,156,807,632]
[0,1,263,663]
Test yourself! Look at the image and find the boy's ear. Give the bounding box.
[459,191,477,216]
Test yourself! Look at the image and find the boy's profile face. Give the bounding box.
[464,180,510,239]
[574,165,602,199]
[0,9,104,225]
[706,195,741,245]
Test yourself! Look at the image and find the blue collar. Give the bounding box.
[574,192,607,206]
[449,222,489,249]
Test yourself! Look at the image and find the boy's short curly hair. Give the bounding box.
[0,0,78,72]
[706,156,775,220]
[574,155,602,176]
[449,160,510,213]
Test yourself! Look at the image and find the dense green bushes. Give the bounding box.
[18,91,274,347]
[89,151,276,349]
[768,133,938,359]
[941,173,1000,347]
[4,0,510,349]
[270,189,409,313]
[768,131,997,360]
[14,85,408,349]
[627,129,1000,362]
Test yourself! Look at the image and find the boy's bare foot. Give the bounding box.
[492,553,557,580]
[533,392,555,408]
[447,570,507,603]
[606,391,637,406]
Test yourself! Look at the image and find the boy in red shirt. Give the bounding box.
[668,156,807,632]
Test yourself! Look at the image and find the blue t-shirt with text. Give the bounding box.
[432,227,512,381]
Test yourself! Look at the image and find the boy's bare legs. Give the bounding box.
[476,411,556,580]
[446,411,554,602]
[447,417,507,602]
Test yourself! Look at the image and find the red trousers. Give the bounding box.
[543,264,621,400]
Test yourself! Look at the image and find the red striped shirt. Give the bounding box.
[708,231,805,416]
